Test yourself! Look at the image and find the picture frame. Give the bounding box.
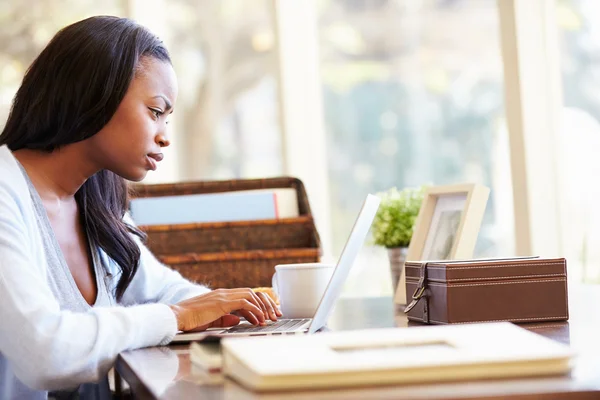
[394,183,490,305]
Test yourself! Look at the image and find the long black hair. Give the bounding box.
[0,16,171,301]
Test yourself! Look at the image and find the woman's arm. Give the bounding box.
[118,238,211,306]
[117,214,211,306]
[0,188,177,391]
[116,216,282,328]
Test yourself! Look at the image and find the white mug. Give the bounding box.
[272,263,335,319]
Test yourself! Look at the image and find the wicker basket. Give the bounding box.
[158,249,319,288]
[130,177,321,288]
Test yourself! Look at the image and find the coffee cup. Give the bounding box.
[271,263,335,319]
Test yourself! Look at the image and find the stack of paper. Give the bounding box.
[221,322,573,391]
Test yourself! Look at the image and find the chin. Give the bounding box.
[128,171,149,182]
[112,168,148,182]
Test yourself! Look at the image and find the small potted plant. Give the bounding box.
[371,186,424,294]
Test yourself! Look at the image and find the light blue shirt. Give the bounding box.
[0,145,209,399]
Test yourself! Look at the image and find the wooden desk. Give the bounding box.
[116,285,600,399]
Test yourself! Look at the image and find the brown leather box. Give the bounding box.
[404,257,569,324]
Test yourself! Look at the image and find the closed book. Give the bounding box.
[221,322,573,391]
[129,188,298,226]
[189,342,223,372]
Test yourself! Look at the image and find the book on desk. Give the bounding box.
[220,322,574,392]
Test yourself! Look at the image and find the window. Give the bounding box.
[0,1,123,124]
[155,0,282,183]
[556,0,600,283]
[0,0,282,184]
[318,0,514,295]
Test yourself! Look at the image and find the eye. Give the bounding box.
[149,107,163,120]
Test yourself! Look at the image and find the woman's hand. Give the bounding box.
[169,288,282,332]
[248,291,282,323]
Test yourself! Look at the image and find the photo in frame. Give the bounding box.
[394,183,490,305]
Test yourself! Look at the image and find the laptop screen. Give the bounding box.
[308,194,381,333]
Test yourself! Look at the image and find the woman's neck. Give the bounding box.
[13,144,100,201]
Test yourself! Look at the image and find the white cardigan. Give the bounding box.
[0,145,210,394]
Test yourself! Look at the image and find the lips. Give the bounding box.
[148,153,164,162]
[146,153,164,171]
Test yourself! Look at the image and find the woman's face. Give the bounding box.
[88,57,178,181]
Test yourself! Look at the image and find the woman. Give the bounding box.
[0,16,280,399]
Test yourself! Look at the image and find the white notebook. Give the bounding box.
[221,322,573,391]
[129,188,299,225]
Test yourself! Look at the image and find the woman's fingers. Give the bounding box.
[210,314,241,328]
[256,292,280,321]
[256,292,275,321]
[231,299,265,325]
[267,294,283,317]
[236,309,264,326]
[221,288,266,320]
[171,288,272,331]
[185,313,241,332]
[228,288,273,322]
[250,290,268,317]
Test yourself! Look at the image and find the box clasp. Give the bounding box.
[404,262,429,319]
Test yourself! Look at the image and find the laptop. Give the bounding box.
[171,193,381,342]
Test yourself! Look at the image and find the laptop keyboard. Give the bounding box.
[224,318,311,334]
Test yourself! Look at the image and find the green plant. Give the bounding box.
[371,186,425,248]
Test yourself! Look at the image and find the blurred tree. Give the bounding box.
[318,0,504,253]
[0,0,281,181]
[0,0,124,123]
[166,0,278,179]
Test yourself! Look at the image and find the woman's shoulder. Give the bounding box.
[0,145,21,177]
[0,145,31,208]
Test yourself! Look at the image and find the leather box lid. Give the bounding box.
[405,257,566,284]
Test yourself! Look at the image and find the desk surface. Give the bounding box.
[116,285,600,399]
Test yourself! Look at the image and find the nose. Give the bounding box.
[156,133,170,148]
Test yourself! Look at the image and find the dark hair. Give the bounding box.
[0,16,171,301]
